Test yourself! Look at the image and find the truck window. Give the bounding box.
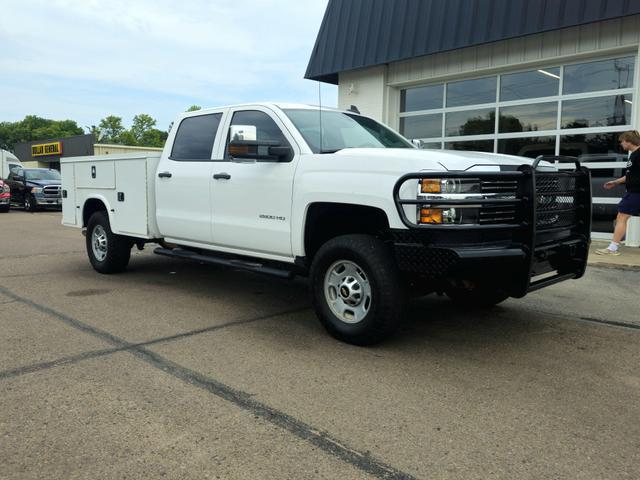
[170,113,222,161]
[224,111,291,160]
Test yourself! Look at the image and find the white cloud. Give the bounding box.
[0,0,337,128]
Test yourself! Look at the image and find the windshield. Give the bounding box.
[25,169,61,181]
[284,109,414,153]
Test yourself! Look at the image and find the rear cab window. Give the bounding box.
[170,113,223,161]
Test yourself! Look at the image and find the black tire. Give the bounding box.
[86,211,131,274]
[24,194,36,212]
[0,203,9,213]
[309,234,405,345]
[445,284,509,308]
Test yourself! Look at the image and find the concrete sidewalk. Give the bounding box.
[589,240,640,270]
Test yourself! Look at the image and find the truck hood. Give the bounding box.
[27,179,61,187]
[334,148,554,171]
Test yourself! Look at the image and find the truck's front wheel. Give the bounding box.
[310,235,404,345]
[86,211,131,274]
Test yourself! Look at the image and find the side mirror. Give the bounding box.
[13,175,24,182]
[229,140,292,162]
[411,139,424,149]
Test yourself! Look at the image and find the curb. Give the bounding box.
[587,261,640,272]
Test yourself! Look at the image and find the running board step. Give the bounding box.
[154,247,295,279]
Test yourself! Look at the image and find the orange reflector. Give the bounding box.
[229,144,250,156]
[419,208,443,224]
[420,179,441,193]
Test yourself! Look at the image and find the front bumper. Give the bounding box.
[34,196,62,207]
[391,230,589,297]
[392,158,592,297]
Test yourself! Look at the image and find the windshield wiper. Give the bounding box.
[320,149,342,154]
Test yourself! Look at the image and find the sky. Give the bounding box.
[0,0,337,131]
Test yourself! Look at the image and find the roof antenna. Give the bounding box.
[318,81,323,153]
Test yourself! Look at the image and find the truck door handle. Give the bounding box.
[213,173,231,180]
[158,171,172,178]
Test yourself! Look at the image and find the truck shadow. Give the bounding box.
[119,251,549,349]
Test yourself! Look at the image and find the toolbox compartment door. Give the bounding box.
[61,162,76,226]
[111,159,149,237]
[76,162,116,189]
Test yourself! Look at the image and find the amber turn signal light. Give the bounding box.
[420,179,441,194]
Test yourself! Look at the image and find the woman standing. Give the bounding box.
[596,130,640,256]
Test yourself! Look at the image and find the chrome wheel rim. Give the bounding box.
[24,197,30,210]
[324,260,372,324]
[92,225,108,262]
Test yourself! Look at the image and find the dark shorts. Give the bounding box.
[618,192,640,216]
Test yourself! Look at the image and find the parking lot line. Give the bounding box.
[0,284,416,480]
[0,302,311,382]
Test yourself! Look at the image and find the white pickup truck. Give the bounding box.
[61,103,591,344]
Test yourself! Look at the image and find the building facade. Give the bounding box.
[14,134,162,170]
[306,0,640,238]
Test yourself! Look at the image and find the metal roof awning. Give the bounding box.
[305,0,640,84]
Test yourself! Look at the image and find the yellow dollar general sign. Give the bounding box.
[32,141,62,157]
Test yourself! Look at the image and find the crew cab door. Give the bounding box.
[155,112,224,244]
[210,107,298,257]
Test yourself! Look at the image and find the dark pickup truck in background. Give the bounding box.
[6,168,62,212]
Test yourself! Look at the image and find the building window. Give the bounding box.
[399,113,442,139]
[500,68,560,101]
[446,76,496,107]
[562,56,634,94]
[445,108,494,137]
[497,136,556,157]
[499,103,558,133]
[400,84,443,112]
[561,95,632,129]
[399,54,635,156]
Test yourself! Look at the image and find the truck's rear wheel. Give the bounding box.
[310,234,404,345]
[445,284,509,307]
[86,211,131,274]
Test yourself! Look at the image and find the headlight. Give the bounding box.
[417,177,482,225]
[31,187,43,194]
[419,178,481,195]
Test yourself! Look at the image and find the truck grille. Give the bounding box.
[480,179,518,196]
[479,179,518,224]
[479,205,518,224]
[535,175,578,231]
[43,185,61,197]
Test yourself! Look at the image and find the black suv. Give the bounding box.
[6,168,62,211]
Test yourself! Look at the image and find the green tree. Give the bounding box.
[131,113,157,143]
[98,115,125,143]
[0,116,83,151]
[138,128,168,148]
[118,130,138,146]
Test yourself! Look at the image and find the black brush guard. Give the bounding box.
[392,157,592,297]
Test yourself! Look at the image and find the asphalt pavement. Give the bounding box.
[1,210,639,479]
